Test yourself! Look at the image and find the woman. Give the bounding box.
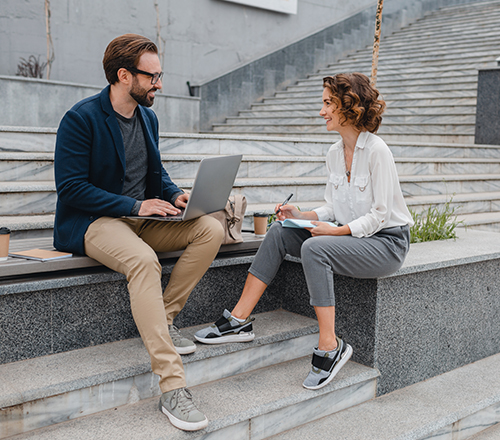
[195,72,413,390]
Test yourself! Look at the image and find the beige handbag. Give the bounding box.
[209,195,247,244]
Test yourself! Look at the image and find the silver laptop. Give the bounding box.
[129,154,242,222]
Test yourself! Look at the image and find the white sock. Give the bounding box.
[232,315,246,323]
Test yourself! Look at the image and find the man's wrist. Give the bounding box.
[131,200,143,216]
[170,191,184,206]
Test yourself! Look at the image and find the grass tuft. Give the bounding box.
[409,196,464,243]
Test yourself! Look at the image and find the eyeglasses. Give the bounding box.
[126,66,164,85]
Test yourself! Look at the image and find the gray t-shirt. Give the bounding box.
[115,110,148,214]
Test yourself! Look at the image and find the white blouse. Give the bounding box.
[313,131,414,238]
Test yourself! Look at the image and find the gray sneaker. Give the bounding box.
[302,336,353,390]
[194,309,255,344]
[159,387,208,431]
[169,325,196,355]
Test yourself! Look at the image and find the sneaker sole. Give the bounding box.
[161,405,208,431]
[302,343,353,390]
[175,344,196,355]
[194,331,255,344]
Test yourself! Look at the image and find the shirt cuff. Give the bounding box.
[313,206,333,222]
[170,191,184,206]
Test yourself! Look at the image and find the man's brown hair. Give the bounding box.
[102,34,158,84]
[323,73,386,133]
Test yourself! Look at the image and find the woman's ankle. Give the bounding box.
[318,337,338,352]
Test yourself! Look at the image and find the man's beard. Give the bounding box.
[129,77,155,107]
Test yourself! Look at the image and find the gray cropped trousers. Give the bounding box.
[249,222,410,307]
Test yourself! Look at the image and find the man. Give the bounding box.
[54,34,223,432]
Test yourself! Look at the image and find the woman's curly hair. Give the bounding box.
[323,73,386,133]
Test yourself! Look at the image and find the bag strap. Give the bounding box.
[225,198,241,240]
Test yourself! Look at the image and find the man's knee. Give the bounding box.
[128,247,162,275]
[194,215,225,243]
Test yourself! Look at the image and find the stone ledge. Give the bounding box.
[1,229,499,398]
[0,232,263,282]
[280,229,500,395]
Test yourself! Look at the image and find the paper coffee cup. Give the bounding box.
[0,227,11,261]
[253,213,268,237]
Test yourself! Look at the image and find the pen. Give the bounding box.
[276,193,293,214]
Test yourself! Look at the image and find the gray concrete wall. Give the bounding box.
[0,0,374,97]
[0,76,200,131]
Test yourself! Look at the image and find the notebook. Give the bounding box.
[127,154,242,222]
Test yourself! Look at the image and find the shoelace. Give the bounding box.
[168,325,184,344]
[170,388,197,416]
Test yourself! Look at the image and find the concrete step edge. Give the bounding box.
[267,353,500,440]
[0,310,320,410]
[6,357,378,440]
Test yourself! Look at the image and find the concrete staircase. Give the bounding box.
[206,0,500,230]
[3,2,500,237]
[3,311,499,439]
[0,310,379,439]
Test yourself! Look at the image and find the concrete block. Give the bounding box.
[475,68,500,145]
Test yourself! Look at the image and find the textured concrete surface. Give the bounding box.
[0,310,318,407]
[0,310,324,438]
[7,357,377,440]
[469,421,500,439]
[268,353,500,440]
[275,229,500,395]
[475,68,500,145]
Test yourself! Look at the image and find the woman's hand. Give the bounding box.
[275,203,302,221]
[308,222,351,237]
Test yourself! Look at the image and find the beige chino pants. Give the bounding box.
[84,215,224,393]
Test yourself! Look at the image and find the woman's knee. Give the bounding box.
[300,236,328,261]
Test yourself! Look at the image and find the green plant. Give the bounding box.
[409,196,464,243]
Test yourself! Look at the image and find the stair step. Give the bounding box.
[399,174,500,197]
[0,214,55,239]
[306,69,482,83]
[458,211,500,232]
[212,123,475,137]
[240,107,477,117]
[287,79,479,94]
[252,97,478,110]
[8,358,377,440]
[297,74,480,88]
[268,352,500,440]
[371,37,500,56]
[260,93,478,106]
[316,63,494,78]
[468,421,500,439]
[0,310,379,439]
[226,115,476,125]
[320,56,498,71]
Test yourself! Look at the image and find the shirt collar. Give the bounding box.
[355,131,370,149]
[332,131,370,151]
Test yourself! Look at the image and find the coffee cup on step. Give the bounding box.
[253,213,268,237]
[0,227,11,261]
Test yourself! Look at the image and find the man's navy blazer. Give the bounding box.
[54,85,181,255]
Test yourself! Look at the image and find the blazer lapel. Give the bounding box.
[100,86,126,174]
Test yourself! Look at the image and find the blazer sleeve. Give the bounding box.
[55,109,136,216]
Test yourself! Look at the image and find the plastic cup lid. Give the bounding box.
[0,227,10,235]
